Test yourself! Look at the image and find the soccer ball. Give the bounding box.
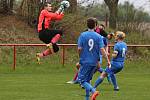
[60,0,70,8]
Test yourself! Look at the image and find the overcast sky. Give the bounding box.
[78,0,150,14]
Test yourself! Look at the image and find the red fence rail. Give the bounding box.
[0,44,150,70]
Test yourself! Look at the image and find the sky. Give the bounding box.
[78,0,150,14]
[119,0,150,14]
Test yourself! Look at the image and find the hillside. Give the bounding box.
[0,14,41,44]
[0,14,149,64]
[0,14,85,44]
[1,14,150,45]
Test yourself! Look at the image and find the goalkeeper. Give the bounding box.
[36,1,70,64]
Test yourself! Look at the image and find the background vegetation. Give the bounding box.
[0,0,149,65]
[0,1,150,99]
[0,0,149,70]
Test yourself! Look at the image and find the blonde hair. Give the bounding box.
[114,31,126,39]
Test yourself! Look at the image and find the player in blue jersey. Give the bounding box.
[66,22,112,85]
[94,31,127,91]
[95,23,112,84]
[77,18,110,100]
[97,36,112,84]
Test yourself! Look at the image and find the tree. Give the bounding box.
[104,0,119,29]
[118,2,136,22]
[117,1,150,32]
[0,0,15,13]
[68,0,77,13]
[10,0,14,11]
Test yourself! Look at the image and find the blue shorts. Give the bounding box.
[77,64,97,83]
[105,61,124,74]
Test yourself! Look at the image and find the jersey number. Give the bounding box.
[88,39,94,51]
[122,48,126,57]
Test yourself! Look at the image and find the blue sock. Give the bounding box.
[94,77,104,88]
[82,82,95,94]
[107,74,112,83]
[110,74,118,88]
[85,89,90,100]
[98,67,104,73]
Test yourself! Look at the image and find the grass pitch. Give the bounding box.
[0,60,150,100]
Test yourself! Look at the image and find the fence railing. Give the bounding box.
[0,44,150,70]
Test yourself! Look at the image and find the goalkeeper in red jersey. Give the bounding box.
[36,1,70,64]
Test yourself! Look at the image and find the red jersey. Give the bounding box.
[95,26,108,37]
[95,26,101,34]
[38,9,64,32]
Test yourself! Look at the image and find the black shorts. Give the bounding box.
[39,29,62,44]
[39,29,62,52]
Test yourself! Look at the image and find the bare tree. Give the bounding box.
[9,0,14,11]
[1,0,8,13]
[67,0,77,13]
[104,0,119,29]
[0,0,14,13]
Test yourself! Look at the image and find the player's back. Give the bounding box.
[78,31,104,66]
[112,41,127,62]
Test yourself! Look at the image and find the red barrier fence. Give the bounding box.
[0,44,150,70]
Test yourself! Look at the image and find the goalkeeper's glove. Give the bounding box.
[56,5,64,14]
[56,0,70,14]
[60,0,70,8]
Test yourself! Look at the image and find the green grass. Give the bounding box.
[0,60,150,100]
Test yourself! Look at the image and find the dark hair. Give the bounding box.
[100,24,105,29]
[44,2,51,7]
[93,18,98,26]
[87,18,96,29]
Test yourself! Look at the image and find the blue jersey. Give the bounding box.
[103,36,108,47]
[78,31,104,65]
[99,36,108,55]
[112,41,127,62]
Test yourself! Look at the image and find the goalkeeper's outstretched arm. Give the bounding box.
[56,0,70,14]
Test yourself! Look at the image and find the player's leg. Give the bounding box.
[66,62,80,84]
[97,67,112,84]
[50,29,63,44]
[98,55,111,84]
[109,62,123,91]
[81,82,96,99]
[36,29,60,63]
[97,66,112,84]
[78,66,95,91]
[36,44,59,64]
[91,91,99,100]
[73,62,80,81]
[78,65,99,100]
[109,73,119,91]
[66,72,79,84]
[36,29,52,63]
[94,55,107,88]
[94,71,107,88]
[106,73,112,84]
[85,89,90,100]
[46,29,62,53]
[97,67,104,73]
[82,82,99,100]
[89,66,100,100]
[36,49,52,64]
